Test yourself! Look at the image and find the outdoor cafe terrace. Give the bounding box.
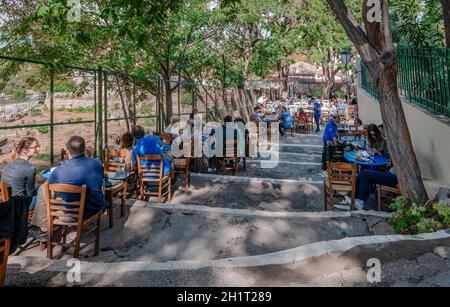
[1,47,450,287]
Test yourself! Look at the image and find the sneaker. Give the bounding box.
[355,199,365,210]
[29,226,48,242]
[343,196,352,205]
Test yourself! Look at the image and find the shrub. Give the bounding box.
[54,84,76,93]
[13,88,28,102]
[140,103,152,114]
[67,106,93,113]
[181,92,194,105]
[390,196,450,235]
[31,108,43,116]
[37,126,49,134]
[36,153,52,161]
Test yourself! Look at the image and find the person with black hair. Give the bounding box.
[132,125,172,175]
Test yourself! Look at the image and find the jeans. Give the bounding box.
[321,142,335,170]
[314,115,321,132]
[279,126,285,136]
[29,195,37,211]
[356,170,398,201]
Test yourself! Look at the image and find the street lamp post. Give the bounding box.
[341,49,352,99]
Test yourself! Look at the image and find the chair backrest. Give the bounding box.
[45,183,87,227]
[0,238,10,287]
[103,149,131,173]
[0,181,9,202]
[137,155,164,179]
[155,132,173,145]
[60,148,69,162]
[223,138,238,158]
[327,162,357,188]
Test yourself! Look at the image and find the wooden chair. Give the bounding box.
[173,138,191,191]
[222,138,239,176]
[377,185,401,211]
[137,155,171,203]
[103,149,130,226]
[295,119,309,134]
[306,113,314,132]
[284,127,294,137]
[0,238,10,287]
[155,132,173,145]
[174,158,191,192]
[321,110,330,125]
[324,162,357,211]
[0,181,9,202]
[45,183,101,259]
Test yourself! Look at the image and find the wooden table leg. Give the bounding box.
[108,190,113,228]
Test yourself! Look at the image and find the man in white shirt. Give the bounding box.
[258,95,266,105]
[329,101,338,116]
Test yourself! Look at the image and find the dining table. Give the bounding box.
[344,150,389,170]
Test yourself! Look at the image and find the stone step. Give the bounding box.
[6,228,450,287]
[181,173,325,212]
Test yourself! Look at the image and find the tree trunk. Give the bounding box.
[325,0,429,204]
[443,0,450,48]
[115,76,131,132]
[164,79,173,127]
[376,58,428,204]
[324,82,334,100]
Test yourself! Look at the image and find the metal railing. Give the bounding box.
[360,46,450,117]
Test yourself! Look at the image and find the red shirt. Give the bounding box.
[297,113,308,123]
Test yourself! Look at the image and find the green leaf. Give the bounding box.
[36,5,50,18]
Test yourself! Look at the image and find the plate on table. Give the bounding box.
[107,172,128,181]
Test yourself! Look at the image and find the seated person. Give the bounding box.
[345,143,397,210]
[165,115,181,138]
[321,115,340,170]
[1,136,40,211]
[367,124,388,157]
[29,136,105,241]
[132,125,171,176]
[329,101,338,116]
[350,168,398,210]
[278,107,294,137]
[250,106,264,123]
[354,117,364,131]
[378,124,385,138]
[111,132,134,171]
[296,108,308,124]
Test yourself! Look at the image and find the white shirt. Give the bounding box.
[330,105,338,116]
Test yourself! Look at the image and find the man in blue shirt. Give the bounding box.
[278,107,293,138]
[29,136,105,241]
[132,126,172,176]
[313,99,321,133]
[321,115,340,170]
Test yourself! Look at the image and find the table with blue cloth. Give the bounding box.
[344,151,388,170]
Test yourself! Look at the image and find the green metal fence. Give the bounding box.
[0,55,259,171]
[361,46,450,117]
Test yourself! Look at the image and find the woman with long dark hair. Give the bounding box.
[367,124,387,156]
